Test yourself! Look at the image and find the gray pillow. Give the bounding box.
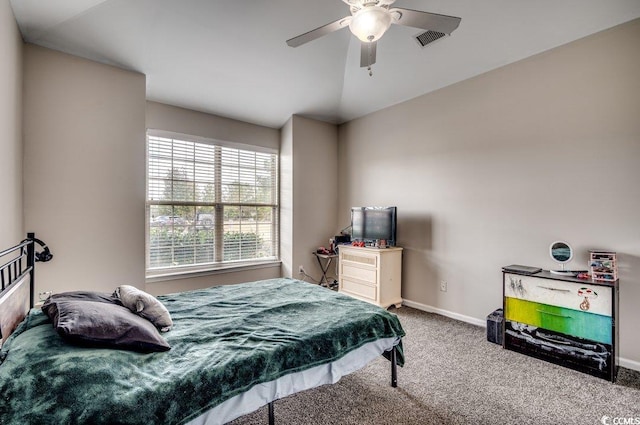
[41,298,170,353]
[113,285,173,332]
[44,290,121,305]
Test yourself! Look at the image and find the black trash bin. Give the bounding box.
[486,308,503,345]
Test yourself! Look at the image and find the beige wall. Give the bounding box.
[23,45,147,295]
[146,101,280,151]
[0,0,23,248]
[280,116,338,283]
[338,19,640,366]
[144,101,282,294]
[145,265,281,296]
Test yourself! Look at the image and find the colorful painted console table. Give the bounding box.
[503,270,619,382]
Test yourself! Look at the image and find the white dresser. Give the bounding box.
[338,245,403,309]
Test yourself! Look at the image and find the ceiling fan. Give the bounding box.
[286,0,462,75]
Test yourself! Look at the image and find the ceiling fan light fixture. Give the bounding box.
[348,7,392,42]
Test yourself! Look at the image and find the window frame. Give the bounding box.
[145,129,280,279]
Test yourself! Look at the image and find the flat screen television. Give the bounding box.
[350,206,397,247]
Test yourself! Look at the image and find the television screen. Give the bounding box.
[351,207,397,246]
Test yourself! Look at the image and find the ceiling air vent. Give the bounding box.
[415,30,446,48]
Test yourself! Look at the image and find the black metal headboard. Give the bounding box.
[0,232,35,307]
[0,233,37,341]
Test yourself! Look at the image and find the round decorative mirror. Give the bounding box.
[549,241,573,275]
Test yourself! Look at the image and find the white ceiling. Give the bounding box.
[10,0,640,128]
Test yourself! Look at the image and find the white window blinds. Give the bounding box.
[146,131,278,276]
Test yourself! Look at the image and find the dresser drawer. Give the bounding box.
[341,263,378,284]
[504,320,612,380]
[341,278,377,302]
[504,297,612,344]
[341,250,378,268]
[504,273,611,316]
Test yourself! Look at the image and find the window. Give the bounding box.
[146,131,278,277]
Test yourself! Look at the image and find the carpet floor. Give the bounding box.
[229,306,640,425]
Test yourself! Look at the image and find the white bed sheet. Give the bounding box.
[185,336,399,425]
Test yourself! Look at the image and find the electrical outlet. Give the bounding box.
[298,265,305,274]
[440,280,447,292]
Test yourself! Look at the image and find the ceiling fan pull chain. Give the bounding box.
[368,66,373,77]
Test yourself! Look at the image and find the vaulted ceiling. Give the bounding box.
[10,0,640,128]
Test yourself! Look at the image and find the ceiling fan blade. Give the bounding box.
[360,41,377,68]
[286,17,351,47]
[390,8,461,34]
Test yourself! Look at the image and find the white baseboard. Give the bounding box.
[619,357,640,372]
[401,298,640,373]
[402,299,486,327]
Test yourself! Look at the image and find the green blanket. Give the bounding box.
[0,278,405,424]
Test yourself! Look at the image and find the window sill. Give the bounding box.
[145,260,282,284]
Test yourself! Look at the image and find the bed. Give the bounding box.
[0,234,405,424]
